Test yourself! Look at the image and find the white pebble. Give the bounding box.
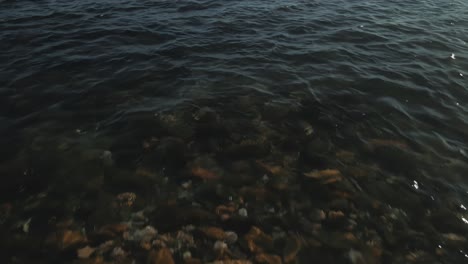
[451,53,456,59]
[348,249,365,264]
[224,231,238,243]
[183,251,192,260]
[213,240,227,251]
[22,218,32,233]
[238,208,248,217]
[111,247,126,258]
[101,150,113,166]
[181,181,192,189]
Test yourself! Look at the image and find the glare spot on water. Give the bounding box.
[460,73,464,77]
[451,53,456,59]
[438,245,442,248]
[456,102,460,106]
[462,217,468,224]
[359,25,364,28]
[412,180,419,190]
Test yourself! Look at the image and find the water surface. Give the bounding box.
[1,0,468,263]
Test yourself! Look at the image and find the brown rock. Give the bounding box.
[328,210,345,219]
[304,169,342,184]
[200,227,226,240]
[336,150,355,162]
[216,204,236,220]
[98,223,129,238]
[97,240,114,254]
[116,192,137,207]
[283,235,302,263]
[77,246,96,259]
[256,161,283,175]
[255,253,282,264]
[442,233,466,242]
[342,232,357,242]
[191,167,220,180]
[244,226,274,254]
[46,229,87,250]
[141,240,152,250]
[148,248,175,264]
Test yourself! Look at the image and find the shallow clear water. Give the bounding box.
[1,0,468,263]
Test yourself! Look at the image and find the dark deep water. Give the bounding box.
[1,0,468,263]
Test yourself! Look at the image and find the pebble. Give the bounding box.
[182,180,192,189]
[309,209,326,222]
[216,204,236,220]
[191,167,220,180]
[214,240,228,252]
[283,235,302,263]
[442,233,466,242]
[183,251,192,260]
[348,249,365,264]
[200,226,226,240]
[148,248,175,264]
[111,247,126,259]
[244,226,274,254]
[304,169,342,184]
[239,208,248,217]
[116,192,137,207]
[255,253,282,264]
[328,210,345,219]
[101,150,113,166]
[77,246,95,259]
[22,218,32,233]
[224,231,238,244]
[99,223,129,238]
[46,229,87,250]
[97,240,114,254]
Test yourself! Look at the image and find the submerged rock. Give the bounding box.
[304,169,342,184]
[213,240,228,253]
[46,229,87,250]
[238,208,248,218]
[77,246,96,259]
[200,226,227,241]
[148,248,175,264]
[255,253,282,264]
[243,227,274,254]
[283,235,302,263]
[116,192,137,207]
[191,167,220,180]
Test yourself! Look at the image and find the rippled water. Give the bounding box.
[1,0,468,263]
